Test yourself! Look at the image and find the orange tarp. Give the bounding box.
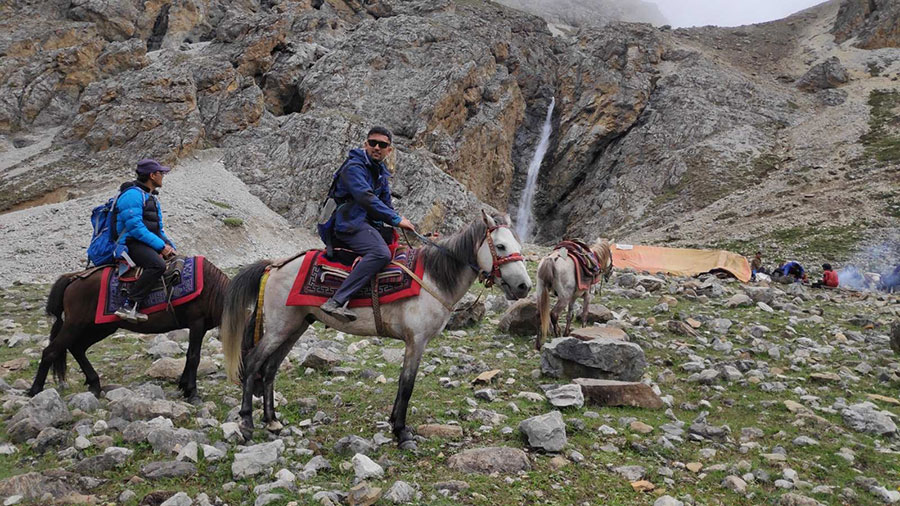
[611,244,752,283]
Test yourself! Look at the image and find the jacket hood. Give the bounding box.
[347,148,386,172]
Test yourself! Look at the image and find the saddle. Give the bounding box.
[117,256,185,290]
[557,239,602,282]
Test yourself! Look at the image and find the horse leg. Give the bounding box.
[581,290,591,328]
[28,324,80,397]
[178,319,207,402]
[390,336,427,449]
[564,296,576,336]
[69,328,114,397]
[550,296,565,337]
[260,325,307,433]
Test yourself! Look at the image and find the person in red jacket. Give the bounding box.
[813,263,839,288]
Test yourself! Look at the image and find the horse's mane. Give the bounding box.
[422,219,488,295]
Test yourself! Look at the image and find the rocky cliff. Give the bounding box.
[1,0,898,273]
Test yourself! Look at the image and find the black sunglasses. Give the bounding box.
[367,139,391,149]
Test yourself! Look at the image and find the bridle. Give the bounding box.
[480,225,525,288]
[407,224,525,288]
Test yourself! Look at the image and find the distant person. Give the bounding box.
[316,126,416,322]
[775,261,806,284]
[114,159,177,322]
[750,251,765,281]
[812,263,839,288]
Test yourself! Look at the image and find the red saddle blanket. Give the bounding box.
[95,256,205,324]
[286,247,424,307]
[556,240,602,292]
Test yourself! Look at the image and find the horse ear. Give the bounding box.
[481,209,497,228]
[500,213,512,226]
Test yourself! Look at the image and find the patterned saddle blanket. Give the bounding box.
[556,240,602,291]
[95,256,205,324]
[285,247,424,307]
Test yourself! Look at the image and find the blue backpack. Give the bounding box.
[86,193,123,266]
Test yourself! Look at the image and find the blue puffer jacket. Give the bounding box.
[328,148,401,234]
[114,182,175,257]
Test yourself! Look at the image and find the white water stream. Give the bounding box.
[515,98,555,241]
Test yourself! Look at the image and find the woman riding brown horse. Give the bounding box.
[27,258,229,401]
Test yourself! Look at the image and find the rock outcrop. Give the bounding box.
[833,0,900,49]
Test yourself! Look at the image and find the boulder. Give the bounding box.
[446,295,486,330]
[8,390,72,442]
[232,440,285,479]
[108,397,191,422]
[146,357,217,380]
[498,298,540,336]
[545,384,584,408]
[574,378,664,409]
[301,348,343,370]
[141,461,196,480]
[796,57,848,91]
[570,325,628,341]
[579,304,614,324]
[447,447,531,474]
[519,411,567,452]
[68,392,100,413]
[0,471,82,502]
[541,337,646,381]
[383,480,416,504]
[417,424,463,439]
[841,402,897,435]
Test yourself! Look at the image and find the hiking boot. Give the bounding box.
[114,302,149,323]
[320,298,356,323]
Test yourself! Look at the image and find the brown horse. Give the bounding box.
[27,258,229,401]
[536,239,613,349]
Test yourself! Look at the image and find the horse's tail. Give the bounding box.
[537,257,555,348]
[222,260,271,384]
[46,274,74,383]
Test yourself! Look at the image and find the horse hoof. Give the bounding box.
[185,393,202,406]
[399,439,418,451]
[25,387,39,398]
[265,420,283,433]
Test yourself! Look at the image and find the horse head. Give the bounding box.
[477,211,532,300]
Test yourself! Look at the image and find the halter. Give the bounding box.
[480,225,525,288]
[408,224,525,288]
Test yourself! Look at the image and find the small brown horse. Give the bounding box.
[536,239,613,349]
[27,258,229,401]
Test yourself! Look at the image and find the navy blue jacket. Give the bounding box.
[328,148,401,234]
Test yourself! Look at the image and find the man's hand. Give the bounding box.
[161,244,176,259]
[397,216,416,232]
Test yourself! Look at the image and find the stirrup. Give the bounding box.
[114,303,148,323]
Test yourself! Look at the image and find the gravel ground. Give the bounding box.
[0,149,319,286]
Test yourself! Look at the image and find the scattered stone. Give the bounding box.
[614,465,645,481]
[301,348,343,370]
[777,493,824,506]
[417,424,463,439]
[655,496,685,506]
[541,337,646,381]
[334,435,375,456]
[545,384,584,408]
[383,480,416,504]
[141,461,196,480]
[570,325,629,341]
[519,411,567,452]
[160,492,193,506]
[725,294,753,308]
[8,390,72,442]
[722,475,748,493]
[810,372,841,383]
[574,378,663,409]
[232,441,284,479]
[686,462,703,473]
[630,421,653,434]
[472,369,501,384]
[631,480,655,492]
[841,403,897,435]
[352,454,383,481]
[447,447,531,474]
[434,480,469,493]
[348,482,382,506]
[146,357,216,380]
[68,392,100,413]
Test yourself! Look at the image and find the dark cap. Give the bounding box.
[136,159,171,175]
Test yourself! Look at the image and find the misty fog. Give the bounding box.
[650,0,826,28]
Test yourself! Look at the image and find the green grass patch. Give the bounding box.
[205,199,233,210]
[713,224,863,262]
[860,89,900,164]
[222,217,243,228]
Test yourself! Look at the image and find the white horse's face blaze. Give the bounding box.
[477,225,533,300]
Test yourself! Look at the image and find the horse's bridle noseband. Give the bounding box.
[480,225,525,288]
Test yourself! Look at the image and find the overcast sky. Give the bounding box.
[650,0,825,28]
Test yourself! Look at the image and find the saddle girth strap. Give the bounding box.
[371,276,385,337]
[389,261,454,312]
[253,267,272,346]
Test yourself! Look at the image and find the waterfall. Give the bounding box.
[515,97,555,241]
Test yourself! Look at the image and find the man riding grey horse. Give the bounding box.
[318,126,416,322]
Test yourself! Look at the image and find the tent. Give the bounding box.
[611,243,752,282]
